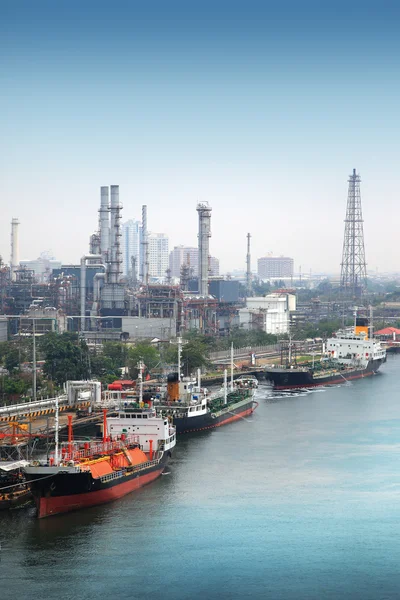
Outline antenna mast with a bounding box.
[340,168,367,298]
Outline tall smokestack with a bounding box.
[10,217,20,281]
[109,185,121,284]
[246,233,252,296]
[99,186,110,262]
[141,205,149,285]
[197,203,212,296]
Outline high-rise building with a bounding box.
[169,246,219,278]
[169,246,198,278]
[257,255,293,279]
[148,233,169,278]
[121,220,141,279]
[209,256,220,277]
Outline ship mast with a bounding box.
[138,360,144,404]
[177,336,182,381]
[223,369,228,405]
[54,396,59,466]
[369,305,374,339]
[230,342,234,390]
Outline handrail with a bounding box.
[99,458,161,481]
[54,436,140,463]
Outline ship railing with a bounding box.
[54,436,141,463]
[211,396,252,417]
[99,457,162,482]
[131,458,160,472]
[100,470,124,483]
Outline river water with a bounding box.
[2,356,400,600]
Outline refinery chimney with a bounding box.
[109,185,121,284]
[246,233,252,296]
[10,217,20,281]
[99,186,110,262]
[141,205,149,285]
[197,203,212,296]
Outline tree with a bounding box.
[127,343,160,378]
[4,347,20,372]
[164,339,209,376]
[252,279,272,296]
[40,332,90,387]
[90,354,122,385]
[1,376,29,399]
[102,342,128,367]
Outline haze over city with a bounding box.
[1,0,399,273]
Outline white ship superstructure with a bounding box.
[326,329,386,366]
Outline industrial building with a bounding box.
[209,279,240,304]
[257,255,294,279]
[0,189,242,340]
[239,292,296,334]
[19,257,62,283]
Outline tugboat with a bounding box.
[154,370,258,434]
[24,401,176,518]
[265,315,386,390]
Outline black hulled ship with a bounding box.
[24,407,176,518]
[154,373,258,434]
[265,317,386,390]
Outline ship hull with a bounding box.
[0,488,32,511]
[172,398,257,434]
[265,358,385,390]
[25,452,170,518]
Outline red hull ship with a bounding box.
[24,408,176,518]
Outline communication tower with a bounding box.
[340,169,367,298]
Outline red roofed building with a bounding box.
[374,327,400,340]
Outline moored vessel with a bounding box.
[154,372,258,434]
[265,316,386,390]
[24,405,176,518]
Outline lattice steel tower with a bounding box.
[340,168,367,297]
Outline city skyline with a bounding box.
[1,1,400,273]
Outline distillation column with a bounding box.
[197,203,212,296]
[99,186,110,263]
[246,233,252,296]
[10,218,20,282]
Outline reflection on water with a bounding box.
[2,357,400,600]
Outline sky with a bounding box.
[1,0,399,275]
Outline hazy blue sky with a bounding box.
[1,0,399,274]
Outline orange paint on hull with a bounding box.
[37,467,164,518]
[214,406,255,427]
[181,403,257,433]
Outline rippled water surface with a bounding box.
[2,357,400,599]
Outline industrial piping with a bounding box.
[80,254,104,332]
[93,272,106,303]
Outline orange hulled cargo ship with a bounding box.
[24,407,176,518]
